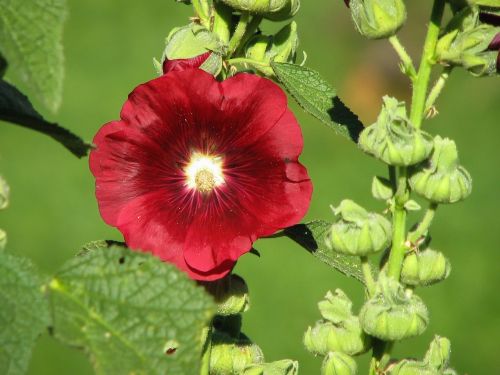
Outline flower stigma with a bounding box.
[184,152,225,194]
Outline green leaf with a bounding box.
[271,62,364,142]
[0,251,50,375]
[283,221,365,283]
[0,0,67,112]
[47,243,215,375]
[0,80,91,158]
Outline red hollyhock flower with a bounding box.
[90,69,312,281]
[162,52,211,74]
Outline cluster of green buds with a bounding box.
[201,274,297,374]
[304,290,370,375]
[0,175,9,250]
[388,336,457,374]
[436,4,500,76]
[344,0,407,39]
[164,0,301,79]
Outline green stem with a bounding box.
[361,256,376,296]
[424,66,453,117]
[234,15,263,56]
[228,13,250,55]
[388,35,417,79]
[192,0,211,27]
[408,202,438,244]
[387,168,408,280]
[200,326,212,375]
[212,1,233,44]
[410,0,446,128]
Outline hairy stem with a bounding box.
[361,256,376,296]
[228,13,250,55]
[408,202,438,244]
[410,0,446,128]
[227,57,270,67]
[212,1,233,44]
[425,67,453,117]
[387,168,408,280]
[193,0,211,27]
[235,15,263,56]
[389,35,417,79]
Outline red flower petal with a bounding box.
[90,69,313,280]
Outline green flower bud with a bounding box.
[321,352,357,375]
[318,290,355,324]
[371,176,394,201]
[409,136,472,204]
[245,22,299,76]
[304,318,369,356]
[424,336,452,370]
[348,0,407,39]
[220,0,293,15]
[0,175,9,210]
[359,274,429,341]
[359,96,433,166]
[326,200,392,256]
[0,229,6,251]
[202,274,249,316]
[437,23,500,77]
[243,360,299,375]
[387,359,439,375]
[265,0,300,21]
[401,249,451,287]
[210,332,264,375]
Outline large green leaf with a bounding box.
[284,221,365,283]
[0,80,91,158]
[271,62,364,142]
[0,251,50,375]
[0,0,67,112]
[47,242,215,375]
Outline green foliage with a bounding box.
[0,251,50,375]
[283,221,365,283]
[271,62,364,143]
[0,80,91,157]
[0,0,67,112]
[47,243,215,375]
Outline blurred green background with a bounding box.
[1,0,499,374]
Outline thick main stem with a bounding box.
[228,13,250,55]
[410,0,446,128]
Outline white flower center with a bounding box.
[184,152,225,194]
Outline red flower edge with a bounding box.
[89,69,313,280]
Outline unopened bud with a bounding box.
[210,332,264,374]
[359,274,429,341]
[318,290,354,324]
[359,96,434,166]
[348,0,407,39]
[401,249,450,287]
[202,274,249,316]
[221,0,295,16]
[243,360,299,375]
[245,22,299,76]
[321,352,357,375]
[409,136,472,204]
[424,336,452,370]
[326,200,392,256]
[387,359,436,375]
[304,318,369,356]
